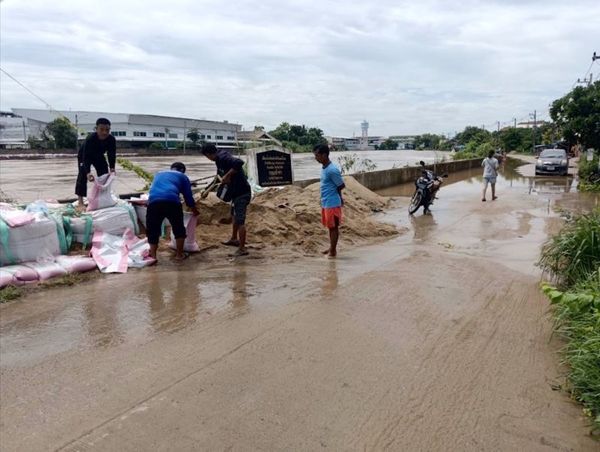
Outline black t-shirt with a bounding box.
[215,149,251,199]
[78,133,116,173]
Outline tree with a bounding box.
[44,117,77,149]
[187,128,200,145]
[414,133,444,150]
[379,138,398,150]
[269,122,326,151]
[550,80,600,151]
[455,126,491,146]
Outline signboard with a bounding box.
[245,146,294,187]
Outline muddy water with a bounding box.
[0,150,449,202]
[1,156,598,451]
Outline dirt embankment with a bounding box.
[189,176,401,255]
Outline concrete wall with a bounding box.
[295,158,483,191]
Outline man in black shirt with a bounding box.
[75,117,116,208]
[202,143,251,257]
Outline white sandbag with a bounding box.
[0,270,16,288]
[90,230,128,273]
[0,265,39,285]
[25,261,67,281]
[0,217,62,266]
[0,209,35,227]
[87,173,117,211]
[90,228,154,273]
[133,205,148,228]
[55,255,97,273]
[123,229,155,268]
[169,213,200,252]
[71,205,138,245]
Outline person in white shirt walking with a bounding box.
[481,150,499,202]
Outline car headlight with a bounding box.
[561,159,567,165]
[537,159,542,164]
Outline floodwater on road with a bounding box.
[1,156,598,451]
[0,150,450,202]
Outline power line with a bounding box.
[0,66,63,114]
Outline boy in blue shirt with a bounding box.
[313,144,345,258]
[146,162,199,262]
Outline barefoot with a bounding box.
[321,249,330,255]
[173,252,189,262]
[327,251,337,259]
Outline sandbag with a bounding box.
[0,217,62,266]
[71,205,138,245]
[0,209,35,227]
[91,228,154,273]
[0,265,39,286]
[87,173,117,211]
[55,255,97,273]
[169,213,200,252]
[0,270,15,288]
[25,261,67,281]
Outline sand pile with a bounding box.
[193,176,399,254]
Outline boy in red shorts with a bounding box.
[313,144,345,258]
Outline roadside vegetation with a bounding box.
[117,157,154,190]
[539,208,600,435]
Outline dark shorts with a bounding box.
[231,193,251,226]
[75,158,109,197]
[146,201,186,245]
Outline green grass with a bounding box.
[0,286,24,303]
[542,275,600,435]
[539,209,600,289]
[540,208,600,435]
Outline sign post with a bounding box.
[246,146,294,187]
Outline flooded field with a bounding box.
[0,150,450,202]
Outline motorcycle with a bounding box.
[408,161,448,215]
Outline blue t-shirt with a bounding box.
[148,170,195,207]
[320,162,344,208]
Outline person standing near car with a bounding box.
[481,150,499,202]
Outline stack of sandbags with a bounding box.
[0,255,97,288]
[69,203,138,245]
[0,205,66,266]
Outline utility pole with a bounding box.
[183,120,186,155]
[530,110,537,154]
[75,113,78,152]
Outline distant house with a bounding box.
[388,135,417,150]
[516,120,548,129]
[237,127,282,147]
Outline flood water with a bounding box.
[0,150,449,202]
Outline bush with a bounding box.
[540,210,600,434]
[578,155,600,192]
[542,276,600,434]
[539,209,600,288]
[149,142,164,151]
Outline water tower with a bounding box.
[360,120,369,150]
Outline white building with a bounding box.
[0,112,30,148]
[9,108,242,149]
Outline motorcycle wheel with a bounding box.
[408,191,422,215]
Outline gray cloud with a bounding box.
[1,0,598,136]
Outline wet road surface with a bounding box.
[1,157,598,451]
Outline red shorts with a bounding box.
[321,207,343,228]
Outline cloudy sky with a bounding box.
[1,0,598,136]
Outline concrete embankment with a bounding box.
[295,157,483,191]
